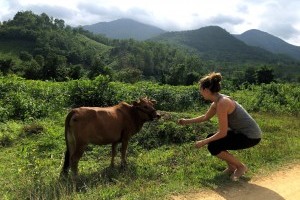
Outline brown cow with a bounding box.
[60,97,160,177]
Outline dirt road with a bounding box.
[171,164,300,200]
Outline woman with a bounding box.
[178,72,261,181]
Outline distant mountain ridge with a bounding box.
[82,18,166,41]
[83,18,300,61]
[150,26,280,62]
[234,29,300,61]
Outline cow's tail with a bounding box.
[60,110,76,177]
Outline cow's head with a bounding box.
[132,97,160,121]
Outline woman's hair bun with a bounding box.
[210,72,222,83]
[199,72,222,93]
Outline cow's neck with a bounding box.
[131,107,147,132]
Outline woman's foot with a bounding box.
[230,165,248,181]
[222,167,236,175]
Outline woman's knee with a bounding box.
[207,143,221,156]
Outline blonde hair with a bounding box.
[199,72,222,93]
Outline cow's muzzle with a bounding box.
[151,111,161,121]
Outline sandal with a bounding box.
[222,168,236,175]
[230,166,248,181]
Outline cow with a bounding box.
[60,97,160,178]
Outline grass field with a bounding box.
[0,111,299,200]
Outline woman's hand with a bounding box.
[195,140,207,148]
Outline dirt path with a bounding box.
[171,164,300,200]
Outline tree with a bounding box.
[244,67,256,84]
[185,72,199,85]
[54,19,65,29]
[256,66,274,84]
[34,55,45,67]
[23,60,42,79]
[19,51,33,61]
[114,68,142,83]
[0,59,14,75]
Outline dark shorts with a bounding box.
[206,130,261,156]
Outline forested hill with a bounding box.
[0,11,114,81]
[1,11,300,84]
[234,29,300,61]
[0,11,208,85]
[150,26,294,63]
[82,18,166,41]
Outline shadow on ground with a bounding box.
[199,173,285,200]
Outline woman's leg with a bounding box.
[207,132,259,179]
[222,151,237,175]
[216,150,248,180]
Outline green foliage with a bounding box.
[1,11,300,84]
[255,66,274,84]
[107,81,204,112]
[231,82,300,115]
[0,133,13,147]
[67,75,112,107]
[0,76,68,121]
[133,112,216,149]
[1,76,299,123]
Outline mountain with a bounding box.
[82,18,166,41]
[234,29,300,61]
[150,26,283,63]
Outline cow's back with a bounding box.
[69,103,134,145]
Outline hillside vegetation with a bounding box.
[1,11,300,84]
[234,29,300,61]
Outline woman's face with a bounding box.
[199,87,209,100]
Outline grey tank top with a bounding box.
[228,101,262,139]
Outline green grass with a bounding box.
[0,112,299,200]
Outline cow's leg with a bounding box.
[110,142,118,167]
[120,139,129,168]
[60,149,70,178]
[70,145,85,179]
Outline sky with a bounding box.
[0,0,300,46]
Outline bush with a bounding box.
[132,111,216,149]
[20,123,44,137]
[0,134,13,147]
[0,76,68,121]
[67,75,111,107]
[231,83,300,115]
[108,81,205,112]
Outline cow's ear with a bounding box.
[132,101,139,106]
[139,97,146,102]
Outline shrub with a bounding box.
[67,75,111,107]
[0,134,13,147]
[20,123,44,137]
[231,83,300,115]
[132,111,216,149]
[0,76,68,121]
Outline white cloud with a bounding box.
[0,0,299,46]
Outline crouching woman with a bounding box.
[178,72,261,181]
